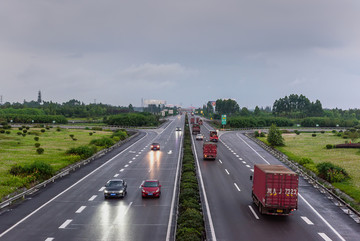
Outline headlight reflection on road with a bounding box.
[148,150,162,174]
[99,201,131,240]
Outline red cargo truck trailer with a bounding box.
[203,142,217,160]
[209,130,218,142]
[252,164,298,215]
[192,124,201,134]
[190,117,195,124]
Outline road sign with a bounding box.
[221,115,226,125]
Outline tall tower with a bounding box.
[37,90,42,104]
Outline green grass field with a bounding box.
[260,132,360,204]
[0,127,113,200]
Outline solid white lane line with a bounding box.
[236,133,270,165]
[219,159,222,164]
[246,165,251,168]
[88,195,97,201]
[124,202,133,216]
[318,233,332,241]
[0,132,149,238]
[120,169,124,172]
[234,183,241,192]
[299,194,345,241]
[98,187,105,191]
[125,164,129,167]
[248,206,259,220]
[301,216,314,225]
[189,127,217,241]
[114,174,119,177]
[166,120,184,241]
[225,169,230,175]
[59,219,72,229]
[45,238,54,241]
[75,206,87,214]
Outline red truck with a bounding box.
[203,142,217,160]
[190,117,195,124]
[209,130,218,142]
[198,119,203,125]
[192,124,201,134]
[252,164,298,215]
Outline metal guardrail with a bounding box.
[0,132,140,209]
[245,133,360,224]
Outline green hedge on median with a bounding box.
[176,115,205,241]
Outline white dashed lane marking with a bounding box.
[301,216,314,225]
[59,219,72,229]
[114,174,119,177]
[318,233,332,241]
[219,160,222,164]
[75,206,87,214]
[225,169,230,175]
[234,183,241,192]
[99,187,105,191]
[120,169,124,172]
[88,195,97,201]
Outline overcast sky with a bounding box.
[0,0,359,109]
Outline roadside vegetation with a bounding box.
[258,130,360,208]
[0,126,128,201]
[176,115,205,241]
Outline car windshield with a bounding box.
[107,181,123,187]
[152,143,159,146]
[143,181,158,187]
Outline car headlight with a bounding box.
[154,188,159,193]
[119,190,124,193]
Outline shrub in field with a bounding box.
[316,162,349,183]
[92,127,103,131]
[35,143,41,148]
[312,134,316,137]
[90,137,115,148]
[22,133,26,137]
[298,157,314,166]
[69,134,74,139]
[41,129,45,133]
[0,129,5,133]
[23,129,27,134]
[321,131,325,133]
[5,130,10,134]
[36,148,44,154]
[89,132,93,136]
[326,144,333,149]
[111,130,128,141]
[17,132,22,135]
[18,127,23,130]
[66,145,97,159]
[9,161,54,181]
[332,130,337,133]
[34,136,39,141]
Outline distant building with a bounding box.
[143,99,166,108]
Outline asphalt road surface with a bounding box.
[192,120,359,241]
[0,115,185,241]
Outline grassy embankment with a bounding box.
[0,127,114,200]
[260,132,360,204]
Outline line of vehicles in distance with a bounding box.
[190,115,299,216]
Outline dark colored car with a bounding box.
[104,179,127,199]
[151,143,160,150]
[141,180,161,198]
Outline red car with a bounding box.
[150,143,160,150]
[141,180,161,198]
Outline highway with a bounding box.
[192,119,360,241]
[0,115,185,241]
